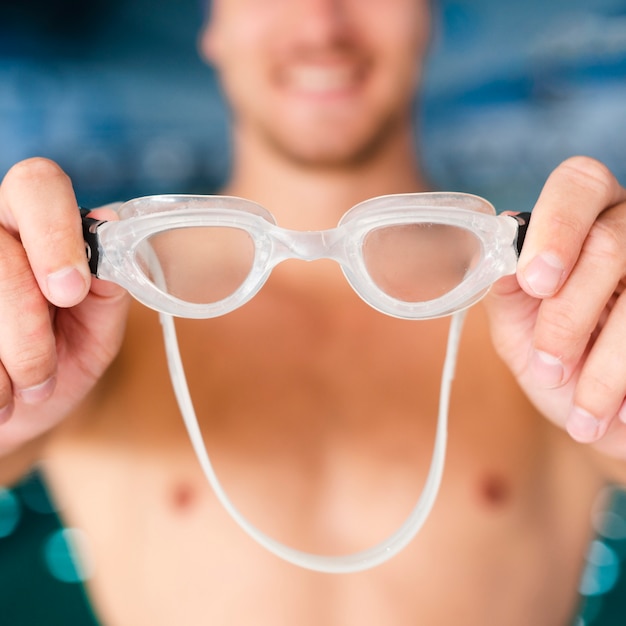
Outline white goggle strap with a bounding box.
[160,309,466,573]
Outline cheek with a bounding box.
[364,0,431,52]
[387,15,430,60]
[202,1,275,71]
[205,26,269,102]
[369,40,428,106]
[358,2,430,78]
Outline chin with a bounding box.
[286,144,367,167]
[278,145,372,170]
[268,120,399,169]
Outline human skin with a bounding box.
[1,0,626,624]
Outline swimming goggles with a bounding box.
[81,192,530,573]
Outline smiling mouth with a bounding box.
[282,63,366,96]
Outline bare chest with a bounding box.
[43,411,597,626]
[42,304,601,625]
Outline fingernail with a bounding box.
[530,350,564,388]
[523,253,565,297]
[566,407,601,443]
[17,377,56,405]
[47,267,88,307]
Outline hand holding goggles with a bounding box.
[81,192,530,573]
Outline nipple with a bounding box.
[170,482,196,511]
[479,473,510,507]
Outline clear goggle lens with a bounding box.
[362,223,482,303]
[135,226,256,305]
[133,222,483,307]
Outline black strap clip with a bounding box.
[79,208,104,275]
[511,211,532,255]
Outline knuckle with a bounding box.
[9,335,55,389]
[3,157,69,191]
[556,156,614,202]
[581,370,616,402]
[540,209,582,242]
[576,372,621,421]
[584,220,624,267]
[0,285,56,388]
[0,249,38,301]
[47,213,82,247]
[537,300,587,351]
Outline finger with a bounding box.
[0,226,57,407]
[565,285,626,443]
[517,156,626,298]
[0,158,91,308]
[528,202,626,389]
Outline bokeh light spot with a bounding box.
[579,540,620,597]
[44,528,94,584]
[0,488,21,538]
[594,509,626,541]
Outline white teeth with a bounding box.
[287,66,356,93]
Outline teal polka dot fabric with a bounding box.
[3,470,626,624]
[574,487,626,625]
[0,471,99,625]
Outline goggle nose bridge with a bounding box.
[270,226,348,263]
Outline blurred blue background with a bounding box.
[1,0,625,212]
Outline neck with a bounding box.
[221,124,431,230]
